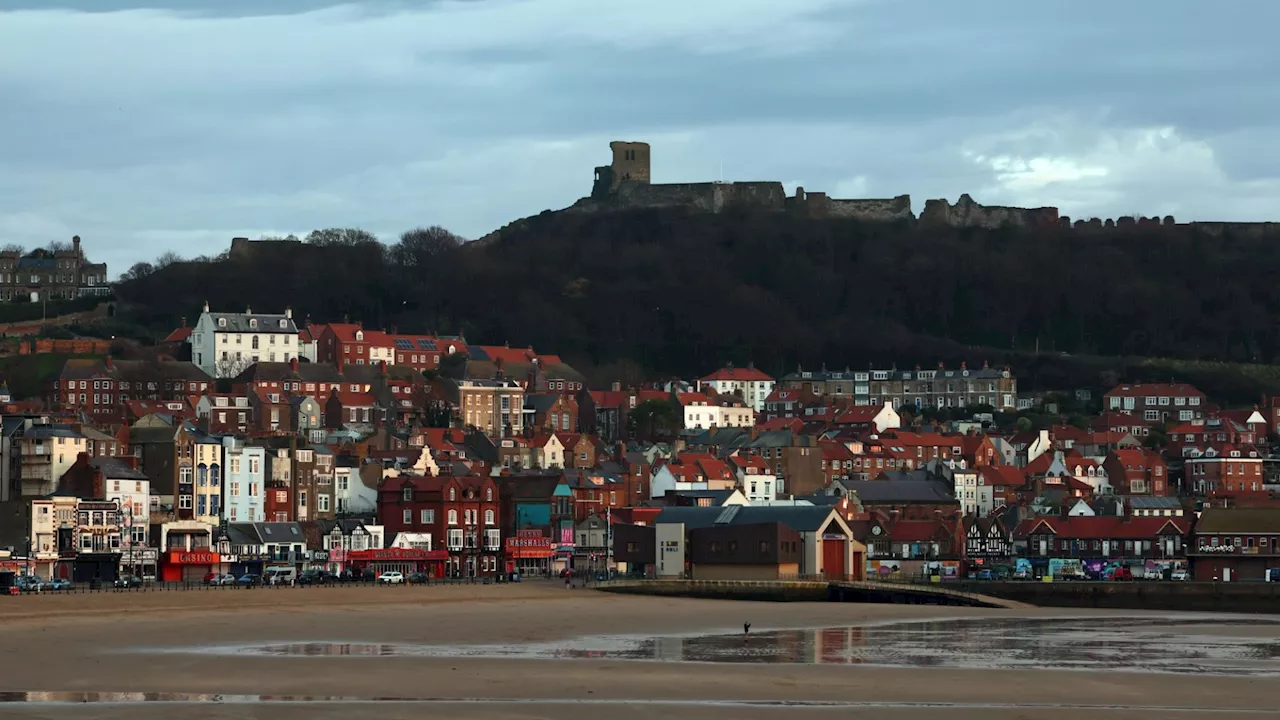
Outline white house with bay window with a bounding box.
[189,302,300,377]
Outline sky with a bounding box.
[1,0,1277,275]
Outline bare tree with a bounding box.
[306,228,380,246]
[213,355,255,379]
[391,226,462,268]
[46,240,71,253]
[1,244,25,254]
[119,262,155,282]
[153,251,182,269]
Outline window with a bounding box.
[448,509,458,525]
[421,509,435,524]
[450,488,456,501]
[484,509,495,525]
[403,509,412,524]
[448,529,464,549]
[403,487,413,501]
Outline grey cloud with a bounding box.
[0,0,1277,274]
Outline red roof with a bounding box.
[978,465,1027,488]
[676,392,712,406]
[887,519,952,542]
[1013,516,1189,540]
[163,327,192,344]
[701,366,773,383]
[333,391,376,407]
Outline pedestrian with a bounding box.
[743,622,751,643]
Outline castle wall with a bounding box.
[825,195,914,221]
[612,181,787,213]
[920,194,1058,229]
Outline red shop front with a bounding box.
[506,531,554,576]
[161,550,221,582]
[348,548,447,577]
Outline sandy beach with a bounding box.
[0,582,1276,719]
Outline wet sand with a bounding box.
[0,582,1277,719]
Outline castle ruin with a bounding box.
[475,141,1280,244]
[574,141,1052,228]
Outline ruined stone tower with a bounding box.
[593,141,650,197]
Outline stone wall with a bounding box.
[920,194,1059,229]
[602,181,789,214]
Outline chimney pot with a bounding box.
[285,306,292,319]
[290,356,299,373]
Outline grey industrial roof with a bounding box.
[839,480,957,505]
[654,505,838,533]
[89,458,150,481]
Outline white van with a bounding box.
[264,566,297,586]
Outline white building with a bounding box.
[952,468,994,517]
[698,365,775,412]
[727,453,778,503]
[677,392,755,431]
[190,302,300,378]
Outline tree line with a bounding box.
[111,209,1280,402]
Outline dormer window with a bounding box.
[279,319,287,328]
[355,330,363,341]
[402,487,412,501]
[218,318,227,328]
[249,319,258,329]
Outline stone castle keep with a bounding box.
[566,141,1280,236]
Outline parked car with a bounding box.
[47,579,73,591]
[975,569,994,581]
[236,573,262,587]
[407,572,429,584]
[377,571,405,585]
[113,576,144,589]
[207,573,237,586]
[1170,569,1189,581]
[1109,567,1133,581]
[298,570,329,586]
[16,575,45,592]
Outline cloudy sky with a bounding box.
[1,0,1276,274]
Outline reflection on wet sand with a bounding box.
[203,616,1280,676]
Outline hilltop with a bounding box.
[106,193,1280,405]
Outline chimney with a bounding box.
[380,360,388,376]
[105,354,113,371]
[356,320,363,330]
[390,325,398,335]
[246,304,252,314]
[960,361,967,370]
[285,306,292,319]
[889,509,901,524]
[72,235,81,260]
[611,381,621,392]
[180,316,187,328]
[203,300,210,313]
[290,356,299,373]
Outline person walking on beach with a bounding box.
[743,622,751,643]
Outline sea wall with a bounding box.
[959,580,1280,614]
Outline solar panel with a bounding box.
[416,339,437,351]
[395,339,414,350]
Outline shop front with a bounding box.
[505,531,554,577]
[119,547,159,580]
[161,549,221,582]
[348,548,446,577]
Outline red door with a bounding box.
[822,538,847,580]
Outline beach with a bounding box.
[0,582,1275,719]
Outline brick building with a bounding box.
[377,474,503,578]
